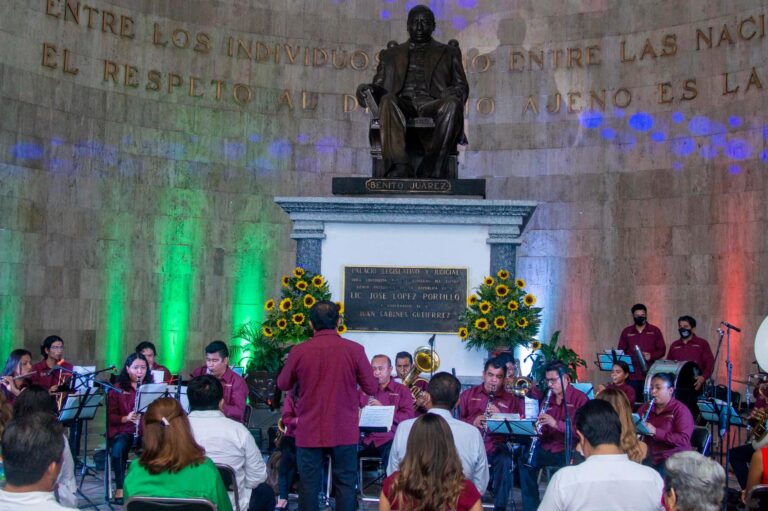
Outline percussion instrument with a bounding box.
[643,360,702,413]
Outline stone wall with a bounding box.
[0,0,765,383]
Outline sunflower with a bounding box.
[493,316,507,329]
[458,327,469,340]
[279,298,292,312]
[335,301,345,314]
[303,294,316,308]
[262,326,274,337]
[296,280,308,291]
[293,267,305,278]
[531,340,542,351]
[483,276,495,286]
[515,278,526,289]
[292,313,305,325]
[276,318,288,330]
[264,299,275,311]
[523,294,536,306]
[495,284,510,298]
[281,276,290,287]
[311,275,325,288]
[475,318,490,331]
[517,317,529,328]
[467,294,478,306]
[479,301,492,314]
[497,269,510,280]
[336,324,347,334]
[508,301,519,311]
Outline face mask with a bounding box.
[633,316,647,326]
[679,328,691,338]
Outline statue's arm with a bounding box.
[447,46,470,102]
[356,51,389,106]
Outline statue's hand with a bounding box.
[356,83,372,106]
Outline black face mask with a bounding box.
[679,328,691,338]
[633,316,647,326]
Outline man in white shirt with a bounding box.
[0,413,70,510]
[539,399,663,511]
[388,372,489,493]
[187,375,272,511]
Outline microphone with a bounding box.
[47,359,68,375]
[720,321,741,332]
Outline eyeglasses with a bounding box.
[49,346,64,351]
[545,377,560,384]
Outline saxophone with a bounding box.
[527,390,553,466]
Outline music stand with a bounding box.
[595,353,634,372]
[698,398,745,466]
[487,417,536,436]
[631,413,653,436]
[572,382,595,399]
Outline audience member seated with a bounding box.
[595,387,648,463]
[1,348,34,405]
[379,413,481,511]
[123,397,232,511]
[0,413,71,510]
[662,451,724,511]
[388,372,488,494]
[13,385,77,507]
[538,399,662,510]
[744,445,768,504]
[107,352,150,503]
[135,341,172,383]
[358,354,415,471]
[191,341,248,423]
[596,361,636,406]
[187,375,273,511]
[276,392,298,510]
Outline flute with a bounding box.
[11,371,38,381]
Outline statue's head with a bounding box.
[407,5,436,43]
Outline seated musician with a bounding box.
[618,304,667,399]
[458,357,523,511]
[519,360,589,511]
[275,392,297,510]
[394,351,430,413]
[135,341,173,383]
[30,335,74,396]
[730,378,768,491]
[358,354,415,470]
[191,340,248,423]
[667,315,714,392]
[1,348,34,405]
[637,372,694,475]
[596,360,636,405]
[107,352,150,504]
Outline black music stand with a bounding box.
[487,417,536,436]
[698,398,745,466]
[59,387,103,510]
[594,352,635,372]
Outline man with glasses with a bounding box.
[31,335,73,393]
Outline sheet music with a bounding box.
[631,413,653,436]
[136,383,169,412]
[167,385,190,413]
[151,369,165,383]
[489,413,520,421]
[359,405,395,430]
[73,366,96,391]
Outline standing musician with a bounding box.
[618,304,667,400]
[107,352,150,504]
[459,357,523,511]
[666,315,714,391]
[358,354,415,471]
[637,372,694,475]
[1,348,34,405]
[519,360,589,511]
[191,340,248,423]
[135,341,173,384]
[596,360,636,406]
[30,335,74,399]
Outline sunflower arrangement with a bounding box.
[458,269,542,352]
[232,267,343,372]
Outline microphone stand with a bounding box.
[93,377,124,510]
[721,321,739,508]
[559,369,571,466]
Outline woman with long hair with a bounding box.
[108,352,150,503]
[379,413,481,511]
[0,348,34,404]
[596,361,636,405]
[123,397,232,510]
[596,387,648,463]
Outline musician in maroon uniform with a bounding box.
[190,340,248,423]
[459,357,523,511]
[107,352,149,503]
[667,316,714,391]
[618,304,666,399]
[596,360,636,405]
[519,360,589,511]
[394,351,429,412]
[135,341,173,384]
[1,348,34,405]
[30,335,74,394]
[637,372,694,475]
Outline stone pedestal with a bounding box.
[275,197,536,376]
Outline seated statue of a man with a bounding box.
[356,5,469,179]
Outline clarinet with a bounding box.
[527,390,553,466]
[132,375,143,448]
[482,393,495,438]
[642,400,655,423]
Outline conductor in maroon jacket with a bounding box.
[277,301,378,511]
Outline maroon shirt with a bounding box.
[281,393,297,438]
[191,366,248,423]
[30,358,74,390]
[638,398,694,465]
[108,385,143,438]
[618,323,666,381]
[539,385,590,454]
[667,335,715,379]
[277,329,378,448]
[605,382,637,405]
[383,473,480,511]
[358,379,415,447]
[458,384,524,454]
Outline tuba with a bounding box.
[506,359,534,397]
[403,346,440,406]
[749,379,768,449]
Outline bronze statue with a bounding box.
[356,5,469,179]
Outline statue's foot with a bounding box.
[386,163,414,178]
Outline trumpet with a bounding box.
[527,390,553,466]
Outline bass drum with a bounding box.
[643,360,702,412]
[755,316,768,373]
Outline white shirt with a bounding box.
[387,408,489,492]
[538,453,663,511]
[56,436,77,508]
[0,489,70,510]
[188,410,267,511]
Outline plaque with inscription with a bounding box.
[343,266,467,333]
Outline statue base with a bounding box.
[331,177,485,198]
